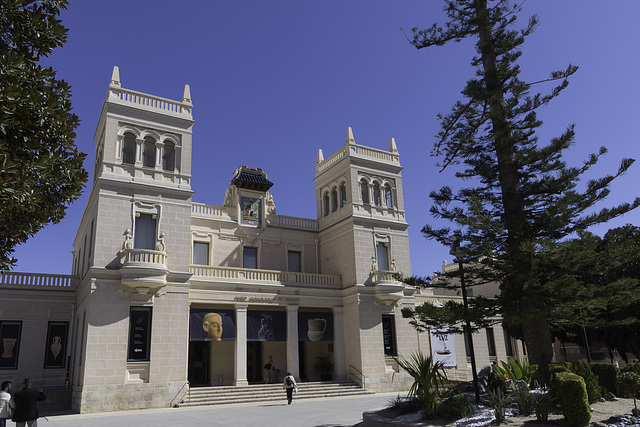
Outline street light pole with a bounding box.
[451,233,480,403]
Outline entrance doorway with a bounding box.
[247,341,263,383]
[188,341,209,386]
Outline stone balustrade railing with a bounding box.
[191,202,224,218]
[274,215,319,230]
[108,86,192,119]
[121,248,167,266]
[370,270,401,284]
[0,272,77,289]
[317,144,400,175]
[191,202,319,231]
[190,265,341,288]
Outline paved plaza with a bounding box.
[29,392,402,427]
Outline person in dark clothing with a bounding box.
[12,378,45,427]
[282,371,297,405]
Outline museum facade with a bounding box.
[0,67,525,413]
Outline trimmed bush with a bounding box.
[590,363,619,395]
[549,363,573,399]
[555,372,591,427]
[617,371,640,398]
[571,362,602,403]
[621,363,640,376]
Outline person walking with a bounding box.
[12,378,45,427]
[264,356,275,383]
[282,371,297,405]
[0,381,14,427]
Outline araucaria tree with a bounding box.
[403,0,639,379]
[0,0,88,271]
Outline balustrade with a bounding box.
[190,265,341,288]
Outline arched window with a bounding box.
[373,183,382,206]
[360,180,369,204]
[331,188,338,212]
[323,192,330,216]
[385,184,393,208]
[340,183,347,208]
[143,137,156,168]
[163,140,175,171]
[122,133,136,165]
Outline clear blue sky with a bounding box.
[12,1,640,278]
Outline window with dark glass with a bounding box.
[143,137,156,168]
[376,243,389,271]
[373,183,382,206]
[464,331,472,357]
[162,141,175,171]
[193,242,209,265]
[127,307,152,362]
[340,183,347,208]
[360,180,369,204]
[486,327,497,357]
[122,133,136,164]
[385,184,393,207]
[243,247,257,269]
[288,251,301,272]
[503,329,514,357]
[382,315,397,356]
[323,192,330,216]
[134,214,156,250]
[331,188,338,212]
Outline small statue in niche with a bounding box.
[265,192,276,214]
[155,232,166,251]
[371,255,377,272]
[391,257,397,272]
[123,229,133,249]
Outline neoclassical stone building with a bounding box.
[0,67,524,413]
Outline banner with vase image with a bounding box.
[190,309,236,341]
[44,322,69,369]
[430,327,456,367]
[298,312,333,342]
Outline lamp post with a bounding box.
[450,233,480,403]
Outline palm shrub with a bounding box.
[512,380,531,415]
[494,358,538,386]
[439,393,475,420]
[487,387,509,423]
[395,351,450,398]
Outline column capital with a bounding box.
[235,304,249,311]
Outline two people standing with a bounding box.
[282,371,297,405]
[1,378,46,427]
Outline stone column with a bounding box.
[234,304,248,386]
[286,305,299,379]
[332,307,346,380]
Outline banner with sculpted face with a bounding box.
[430,327,457,367]
[190,309,236,341]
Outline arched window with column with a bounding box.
[331,187,338,212]
[122,132,136,165]
[340,182,347,208]
[385,184,393,208]
[323,192,330,216]
[143,136,156,168]
[162,140,175,171]
[360,179,369,204]
[373,182,382,206]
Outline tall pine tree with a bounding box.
[404,0,639,379]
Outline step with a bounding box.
[177,381,373,407]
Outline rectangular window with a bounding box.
[463,331,472,358]
[134,214,156,250]
[128,307,152,362]
[243,247,257,269]
[503,329,514,357]
[288,251,301,272]
[486,327,497,357]
[193,242,209,265]
[381,315,397,356]
[376,243,389,271]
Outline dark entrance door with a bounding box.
[247,341,263,383]
[298,341,307,381]
[188,341,209,386]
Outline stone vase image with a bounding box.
[51,336,62,360]
[307,318,326,341]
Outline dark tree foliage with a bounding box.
[0,0,88,271]
[401,0,639,381]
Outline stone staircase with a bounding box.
[177,381,374,407]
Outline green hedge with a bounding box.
[621,363,640,376]
[590,363,618,395]
[571,362,602,403]
[554,372,591,427]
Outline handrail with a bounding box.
[170,380,190,407]
[190,265,342,288]
[349,365,366,389]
